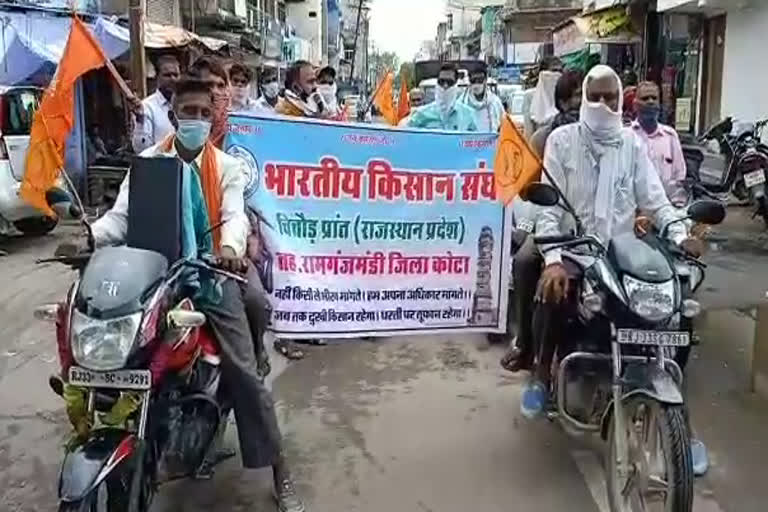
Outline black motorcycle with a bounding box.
[685,117,768,225]
[522,182,725,512]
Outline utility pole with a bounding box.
[349,0,364,85]
[129,0,147,98]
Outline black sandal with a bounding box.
[274,339,305,360]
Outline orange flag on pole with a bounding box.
[494,114,542,205]
[397,75,410,122]
[21,17,108,217]
[373,71,397,126]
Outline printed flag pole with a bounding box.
[21,15,135,217]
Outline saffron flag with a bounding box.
[397,74,410,122]
[21,17,108,217]
[494,114,542,205]
[373,71,397,126]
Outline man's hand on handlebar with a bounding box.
[217,246,248,274]
[536,263,569,304]
[680,237,705,258]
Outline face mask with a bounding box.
[436,85,458,113]
[637,103,661,132]
[470,83,485,97]
[581,100,622,138]
[317,83,337,107]
[262,81,279,99]
[176,119,211,150]
[231,85,249,106]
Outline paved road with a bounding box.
[1,217,767,511]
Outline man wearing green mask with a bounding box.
[85,76,307,512]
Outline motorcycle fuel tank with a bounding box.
[77,246,168,319]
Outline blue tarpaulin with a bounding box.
[0,13,128,86]
[0,13,227,86]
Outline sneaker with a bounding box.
[274,478,306,512]
[520,380,547,419]
[691,439,709,476]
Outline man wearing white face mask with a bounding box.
[316,66,344,121]
[254,67,281,114]
[407,63,477,131]
[520,65,703,421]
[229,63,259,112]
[523,57,562,139]
[460,67,505,132]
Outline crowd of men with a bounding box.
[74,52,705,509]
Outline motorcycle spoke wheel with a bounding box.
[606,398,693,512]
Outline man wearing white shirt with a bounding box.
[131,54,180,153]
[521,65,701,419]
[89,76,306,512]
[253,67,281,114]
[229,62,260,113]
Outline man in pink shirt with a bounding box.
[632,81,688,206]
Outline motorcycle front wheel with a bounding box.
[58,464,142,512]
[606,397,693,512]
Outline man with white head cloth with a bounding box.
[520,65,703,420]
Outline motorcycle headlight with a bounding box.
[70,310,142,370]
[622,276,675,322]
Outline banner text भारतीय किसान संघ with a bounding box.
[225,115,511,338]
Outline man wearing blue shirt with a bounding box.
[407,63,478,131]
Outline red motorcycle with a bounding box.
[36,246,245,512]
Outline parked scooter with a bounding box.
[684,117,768,225]
[522,182,725,512]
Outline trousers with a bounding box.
[200,279,282,469]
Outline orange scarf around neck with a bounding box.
[162,135,223,252]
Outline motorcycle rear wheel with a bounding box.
[606,398,693,512]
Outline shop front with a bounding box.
[649,0,728,135]
[552,5,644,75]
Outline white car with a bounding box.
[0,86,72,235]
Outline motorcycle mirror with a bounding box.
[520,182,559,207]
[687,200,726,225]
[167,309,207,329]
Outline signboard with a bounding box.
[675,97,693,132]
[554,6,642,56]
[225,115,511,338]
[554,20,586,57]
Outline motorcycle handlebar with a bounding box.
[183,259,248,284]
[37,254,92,269]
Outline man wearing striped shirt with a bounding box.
[520,65,702,420]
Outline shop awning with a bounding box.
[553,6,642,57]
[92,17,228,54]
[0,12,228,86]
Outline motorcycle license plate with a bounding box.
[616,329,690,347]
[743,169,766,188]
[68,366,151,390]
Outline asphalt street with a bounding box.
[1,212,768,511]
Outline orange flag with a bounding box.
[21,17,108,217]
[494,114,542,205]
[373,71,397,126]
[397,75,410,122]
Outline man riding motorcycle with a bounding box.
[520,65,702,420]
[58,76,306,512]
